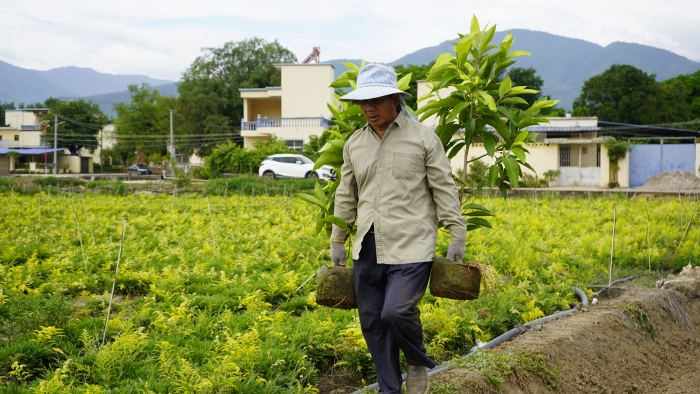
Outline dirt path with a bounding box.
[432,267,700,393]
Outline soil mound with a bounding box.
[636,171,700,191]
[433,275,700,393]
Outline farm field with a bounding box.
[0,186,698,393]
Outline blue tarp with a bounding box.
[0,148,66,155]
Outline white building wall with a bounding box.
[279,64,335,119]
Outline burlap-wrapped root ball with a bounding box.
[316,266,357,309]
[429,256,481,300]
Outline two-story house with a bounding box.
[238,63,335,151]
[0,108,93,174]
[416,81,619,187]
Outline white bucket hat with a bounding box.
[339,64,412,102]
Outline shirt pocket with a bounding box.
[392,152,422,180]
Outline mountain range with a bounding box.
[326,29,700,110]
[2,29,699,117]
[0,60,175,116]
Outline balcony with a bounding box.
[241,117,331,131]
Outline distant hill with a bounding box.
[0,59,76,104]
[36,66,173,97]
[325,29,700,110]
[0,60,175,108]
[66,83,179,119]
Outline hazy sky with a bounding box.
[2,0,698,81]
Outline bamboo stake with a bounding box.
[169,186,177,232]
[679,190,683,230]
[70,197,89,272]
[207,197,217,249]
[646,197,651,272]
[609,204,617,286]
[677,203,698,253]
[103,215,128,346]
[80,196,96,245]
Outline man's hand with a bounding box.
[330,241,347,267]
[446,239,465,262]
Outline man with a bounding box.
[330,64,467,394]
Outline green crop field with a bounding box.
[0,186,698,393]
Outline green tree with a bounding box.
[202,136,293,178]
[42,98,109,155]
[303,132,331,162]
[0,102,15,127]
[113,84,177,170]
[506,67,542,108]
[663,70,700,121]
[657,79,691,124]
[572,64,674,124]
[176,38,297,157]
[393,63,433,110]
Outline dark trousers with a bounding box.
[354,230,436,394]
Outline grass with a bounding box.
[0,185,697,391]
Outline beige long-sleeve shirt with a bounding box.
[331,111,466,265]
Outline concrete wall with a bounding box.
[247,98,282,121]
[600,144,611,186]
[559,167,600,187]
[0,129,20,147]
[696,142,700,177]
[57,155,92,174]
[618,152,630,188]
[279,64,335,119]
[0,129,43,148]
[4,110,43,127]
[243,136,271,149]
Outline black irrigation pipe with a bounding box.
[352,287,589,394]
[594,275,637,296]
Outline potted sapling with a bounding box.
[543,169,560,187]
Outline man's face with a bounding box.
[356,94,399,132]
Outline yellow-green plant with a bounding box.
[416,15,558,200]
[299,16,557,236]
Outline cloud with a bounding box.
[0,0,697,81]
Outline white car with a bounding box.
[258,154,335,180]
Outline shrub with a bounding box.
[203,136,295,178]
[543,170,560,182]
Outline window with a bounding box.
[0,135,2,140]
[14,135,19,141]
[285,139,304,152]
[559,146,571,167]
[582,146,588,154]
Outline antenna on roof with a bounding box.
[302,47,320,64]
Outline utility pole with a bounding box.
[99,131,103,173]
[169,110,174,177]
[53,114,58,175]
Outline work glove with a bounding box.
[446,239,466,262]
[330,241,347,267]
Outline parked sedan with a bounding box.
[128,163,152,175]
[258,154,335,180]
